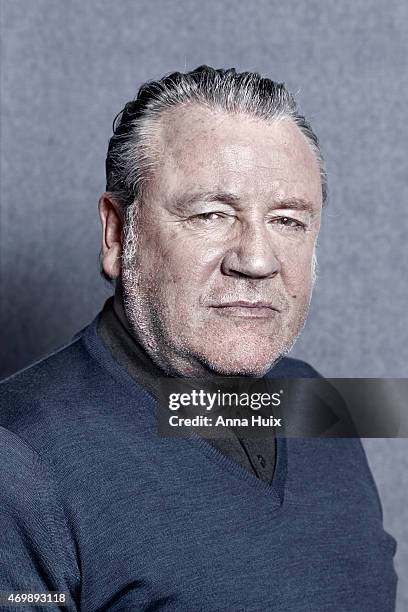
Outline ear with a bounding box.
[98,193,124,280]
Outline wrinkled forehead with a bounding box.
[148,105,323,207]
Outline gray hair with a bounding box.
[102,65,327,280]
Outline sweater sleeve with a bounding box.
[0,427,80,611]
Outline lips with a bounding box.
[214,301,278,309]
[211,301,280,318]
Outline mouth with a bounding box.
[211,301,280,319]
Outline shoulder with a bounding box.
[0,322,110,448]
[0,330,99,410]
[0,318,153,461]
[266,356,322,378]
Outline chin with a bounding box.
[195,346,284,378]
[185,324,296,377]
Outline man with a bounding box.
[0,66,397,610]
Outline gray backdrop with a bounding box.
[1,0,407,607]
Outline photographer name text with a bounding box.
[168,415,282,428]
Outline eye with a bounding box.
[194,212,224,221]
[270,216,306,231]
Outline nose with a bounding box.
[220,220,281,279]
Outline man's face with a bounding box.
[121,105,322,376]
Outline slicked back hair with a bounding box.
[102,66,327,281]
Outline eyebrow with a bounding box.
[172,191,239,212]
[172,191,315,212]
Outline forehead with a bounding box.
[150,105,322,206]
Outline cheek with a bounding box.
[152,233,222,286]
[280,246,315,294]
[135,245,216,323]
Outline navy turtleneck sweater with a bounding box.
[97,297,279,482]
[0,311,398,610]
